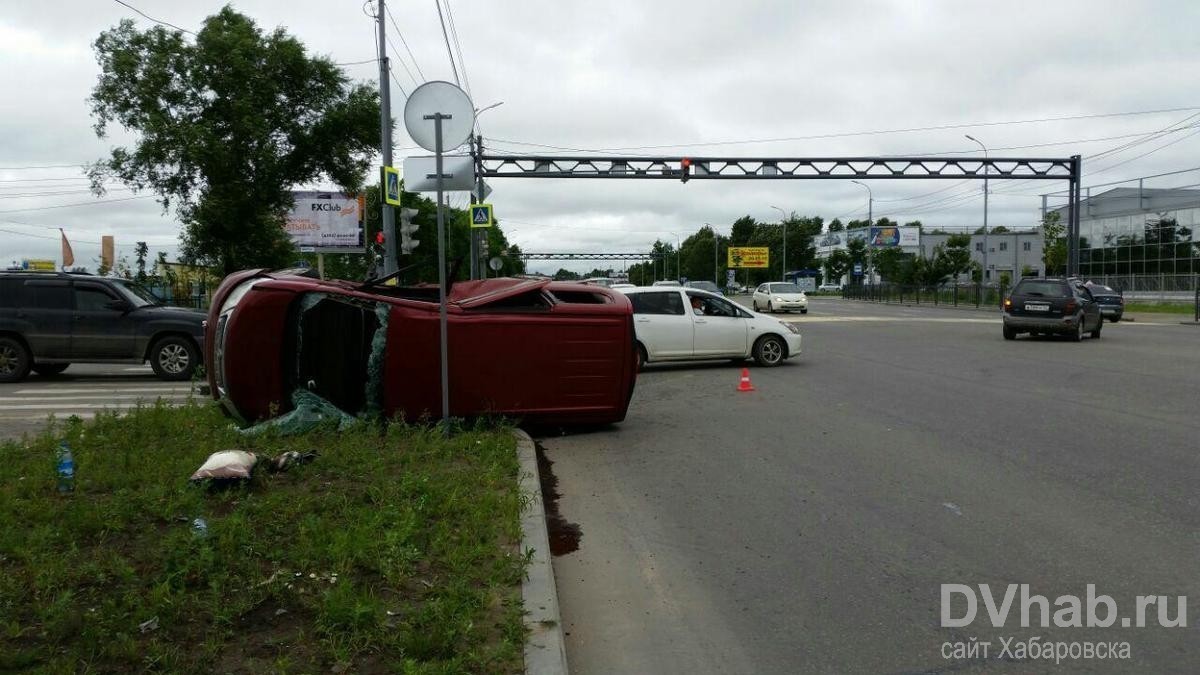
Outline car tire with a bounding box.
[767,301,774,313]
[0,336,32,384]
[801,309,808,314]
[1003,325,1016,340]
[1109,316,1120,323]
[32,363,70,376]
[1091,320,1102,340]
[753,335,786,367]
[1072,317,1084,342]
[635,343,648,372]
[149,336,198,381]
[752,300,759,311]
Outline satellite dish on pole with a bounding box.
[488,256,503,272]
[403,81,475,153]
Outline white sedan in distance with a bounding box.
[752,282,809,313]
[618,287,801,368]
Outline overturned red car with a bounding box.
[205,269,638,426]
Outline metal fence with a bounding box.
[1081,274,1197,301]
[843,283,1009,310]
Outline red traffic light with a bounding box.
[681,157,692,168]
[680,157,692,183]
[375,231,385,245]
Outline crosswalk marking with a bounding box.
[0,402,193,411]
[12,387,193,395]
[2,394,195,403]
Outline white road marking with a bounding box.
[779,316,997,324]
[0,402,194,411]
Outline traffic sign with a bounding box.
[382,166,401,206]
[853,263,863,276]
[472,180,492,202]
[470,203,494,228]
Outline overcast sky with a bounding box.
[3,0,1199,274]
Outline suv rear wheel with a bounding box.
[1003,325,1016,340]
[0,336,32,383]
[32,363,69,376]
[1072,317,1085,342]
[1090,320,1102,339]
[149,336,198,381]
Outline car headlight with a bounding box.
[785,322,801,334]
[775,296,784,302]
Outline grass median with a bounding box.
[1123,301,1195,315]
[0,401,526,674]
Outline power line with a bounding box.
[490,105,1200,154]
[111,0,197,36]
[0,164,86,171]
[443,0,472,98]
[386,36,420,87]
[433,0,461,86]
[383,4,426,81]
[388,66,409,100]
[0,195,155,215]
[334,58,377,66]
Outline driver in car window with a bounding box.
[690,296,705,315]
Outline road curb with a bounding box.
[514,428,569,675]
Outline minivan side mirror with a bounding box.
[105,299,132,312]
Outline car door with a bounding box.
[629,290,693,359]
[71,282,139,358]
[753,284,768,308]
[688,292,749,357]
[1077,286,1101,330]
[18,279,72,359]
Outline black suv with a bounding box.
[0,272,205,383]
[1002,277,1102,341]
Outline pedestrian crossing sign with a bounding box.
[470,203,493,228]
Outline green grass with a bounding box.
[0,402,526,674]
[1123,301,1196,315]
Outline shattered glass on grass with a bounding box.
[239,389,359,436]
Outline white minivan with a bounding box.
[618,287,802,368]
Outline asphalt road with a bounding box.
[0,363,200,441]
[538,297,1200,674]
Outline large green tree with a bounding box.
[1041,211,1067,274]
[88,7,380,275]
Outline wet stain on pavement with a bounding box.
[535,441,582,556]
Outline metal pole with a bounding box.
[468,135,478,280]
[377,0,397,276]
[428,113,451,434]
[966,136,988,285]
[770,205,786,281]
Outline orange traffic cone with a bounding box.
[736,368,755,392]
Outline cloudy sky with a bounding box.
[2,0,1199,274]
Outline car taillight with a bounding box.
[1003,298,1012,312]
[1065,300,1077,314]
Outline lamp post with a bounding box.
[966,134,989,283]
[706,222,719,284]
[770,205,787,281]
[851,181,873,284]
[671,232,682,280]
[468,102,503,279]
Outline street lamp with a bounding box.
[965,134,989,283]
[770,205,787,281]
[706,222,719,284]
[671,232,682,280]
[468,102,503,279]
[851,181,873,283]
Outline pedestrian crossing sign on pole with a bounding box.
[470,203,493,228]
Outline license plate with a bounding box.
[1024,303,1050,312]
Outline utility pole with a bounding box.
[468,134,479,279]
[966,135,989,283]
[852,181,873,284]
[376,0,397,276]
[770,205,787,282]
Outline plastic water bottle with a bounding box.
[56,441,75,493]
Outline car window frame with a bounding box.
[72,282,121,312]
[21,279,72,310]
[629,290,685,316]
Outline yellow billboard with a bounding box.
[727,247,769,269]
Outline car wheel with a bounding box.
[1072,317,1084,342]
[767,301,774,313]
[752,300,759,311]
[150,336,198,381]
[1003,325,1016,340]
[1091,320,1102,340]
[801,309,808,314]
[635,343,648,372]
[0,336,32,384]
[753,335,785,367]
[32,363,69,376]
[1109,316,1120,323]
